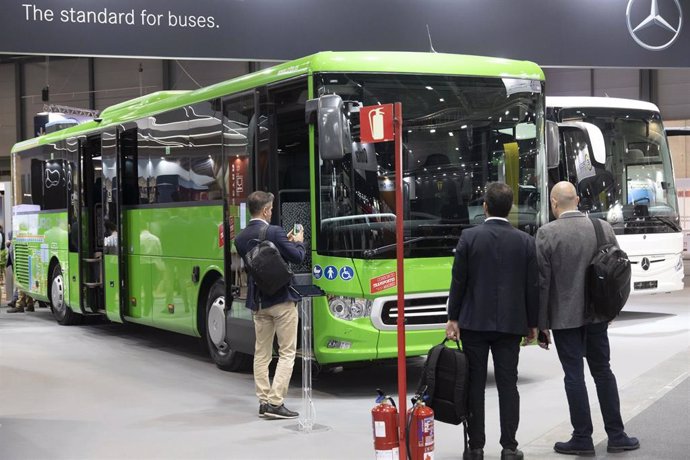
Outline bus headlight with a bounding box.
[327,296,372,320]
[676,255,684,272]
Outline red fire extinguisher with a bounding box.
[407,393,434,460]
[372,389,399,459]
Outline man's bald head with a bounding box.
[550,181,579,218]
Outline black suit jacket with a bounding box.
[447,219,538,336]
[234,219,306,311]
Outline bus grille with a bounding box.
[13,244,30,286]
[371,293,448,331]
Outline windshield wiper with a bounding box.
[363,235,459,259]
[647,215,682,232]
[625,215,681,232]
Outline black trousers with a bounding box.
[462,330,522,450]
[552,321,625,442]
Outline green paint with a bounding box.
[11,51,545,365]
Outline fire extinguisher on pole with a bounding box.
[372,389,400,460]
[407,388,434,460]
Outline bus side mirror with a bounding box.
[305,94,351,161]
[545,120,560,169]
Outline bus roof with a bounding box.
[546,96,660,113]
[12,51,544,154]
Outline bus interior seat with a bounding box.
[627,149,644,163]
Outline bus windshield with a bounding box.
[315,73,545,258]
[557,108,680,234]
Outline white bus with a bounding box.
[546,97,684,295]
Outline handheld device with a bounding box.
[293,223,303,235]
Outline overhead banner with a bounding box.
[0,0,688,67]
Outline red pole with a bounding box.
[394,102,407,459]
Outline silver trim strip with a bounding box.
[370,291,448,331]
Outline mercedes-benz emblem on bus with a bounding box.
[626,0,683,51]
[641,257,651,270]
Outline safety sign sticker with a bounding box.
[324,265,338,280]
[371,272,397,294]
[339,266,354,281]
[312,264,323,280]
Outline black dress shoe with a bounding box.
[607,435,639,453]
[501,448,524,460]
[554,438,595,456]
[259,402,268,418]
[264,403,298,419]
[463,448,484,460]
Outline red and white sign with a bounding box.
[218,222,225,248]
[371,271,398,294]
[360,104,394,143]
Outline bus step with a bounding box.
[84,282,102,288]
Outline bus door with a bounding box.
[258,80,311,280]
[99,126,137,322]
[76,134,106,315]
[222,91,257,354]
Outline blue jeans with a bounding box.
[553,322,625,442]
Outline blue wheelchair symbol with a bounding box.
[339,266,354,281]
[312,265,323,280]
[324,265,338,280]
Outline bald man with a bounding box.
[535,181,639,456]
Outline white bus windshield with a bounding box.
[555,107,680,234]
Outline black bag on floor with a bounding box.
[417,338,469,425]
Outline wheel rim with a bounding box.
[208,295,228,353]
[51,273,65,316]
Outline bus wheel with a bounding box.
[50,265,81,326]
[205,280,252,372]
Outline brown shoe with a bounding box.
[7,307,24,313]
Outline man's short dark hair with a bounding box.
[247,191,275,216]
[485,182,514,218]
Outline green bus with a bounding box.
[10,52,546,371]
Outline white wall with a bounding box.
[94,58,164,110]
[23,58,90,137]
[658,69,690,121]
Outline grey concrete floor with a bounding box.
[1,284,688,460]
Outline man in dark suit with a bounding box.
[536,181,639,456]
[234,191,305,420]
[447,182,538,460]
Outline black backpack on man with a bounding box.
[586,218,631,321]
[243,225,293,297]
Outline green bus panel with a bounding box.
[67,251,80,310]
[312,298,379,363]
[124,206,224,260]
[310,255,454,364]
[120,205,224,335]
[125,255,153,324]
[12,211,69,303]
[104,254,122,323]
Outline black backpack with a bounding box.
[417,338,469,426]
[587,218,631,321]
[244,225,293,297]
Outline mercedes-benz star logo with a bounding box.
[627,0,683,51]
[641,257,651,271]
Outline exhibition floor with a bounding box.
[1,285,688,459]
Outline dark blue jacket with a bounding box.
[447,219,539,336]
[234,220,306,311]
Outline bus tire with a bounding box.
[49,264,82,326]
[204,279,252,372]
